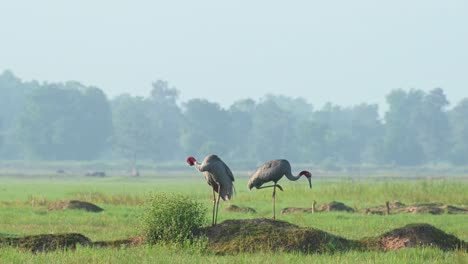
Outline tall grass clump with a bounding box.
[140,193,207,244]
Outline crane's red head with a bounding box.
[300,170,312,189]
[186,156,196,166]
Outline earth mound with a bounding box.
[93,236,145,248]
[363,202,468,215]
[224,205,256,213]
[0,233,144,252]
[48,200,104,212]
[0,233,91,253]
[319,201,355,213]
[198,218,357,254]
[367,223,467,251]
[280,207,311,214]
[2,222,465,254]
[281,201,354,214]
[362,201,406,215]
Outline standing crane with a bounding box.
[187,154,235,226]
[248,159,312,220]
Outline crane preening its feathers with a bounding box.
[248,159,312,220]
[186,154,235,226]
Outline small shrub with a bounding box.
[140,193,207,244]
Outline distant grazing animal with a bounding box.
[248,159,312,220]
[187,155,235,226]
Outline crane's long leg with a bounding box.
[215,184,221,225]
[211,189,216,226]
[273,184,277,220]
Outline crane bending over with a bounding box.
[248,159,312,220]
[187,154,235,226]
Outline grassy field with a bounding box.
[0,174,467,263]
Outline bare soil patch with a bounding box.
[47,200,104,212]
[224,205,256,213]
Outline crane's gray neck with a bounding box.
[194,162,204,172]
[285,170,302,181]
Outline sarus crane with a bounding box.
[187,154,235,226]
[248,159,312,220]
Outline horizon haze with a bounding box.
[1,1,467,109]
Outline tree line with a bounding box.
[1,70,468,166]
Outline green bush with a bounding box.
[140,193,207,244]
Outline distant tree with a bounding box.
[382,89,426,165]
[448,98,468,165]
[305,103,382,164]
[250,99,293,162]
[263,94,313,121]
[381,88,450,165]
[147,80,183,161]
[79,85,113,157]
[0,70,39,159]
[0,118,3,152]
[226,99,255,160]
[349,103,384,163]
[111,94,153,169]
[181,99,229,158]
[296,120,329,162]
[17,83,112,160]
[416,88,450,162]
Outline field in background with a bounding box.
[0,172,467,263]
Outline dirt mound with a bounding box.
[369,223,467,251]
[362,201,406,215]
[48,200,104,212]
[224,205,256,213]
[281,201,354,214]
[280,207,312,214]
[0,233,91,253]
[2,222,464,254]
[93,236,145,248]
[198,218,357,254]
[319,201,355,213]
[0,233,144,252]
[363,202,468,215]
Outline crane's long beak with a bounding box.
[307,177,312,189]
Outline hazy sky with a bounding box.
[1,1,467,110]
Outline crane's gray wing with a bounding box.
[223,162,235,182]
[248,160,286,189]
[206,155,234,182]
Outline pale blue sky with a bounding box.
[1,0,467,109]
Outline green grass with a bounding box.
[0,174,467,263]
[0,245,467,264]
